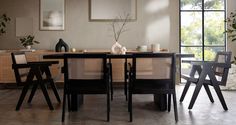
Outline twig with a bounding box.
[111,13,130,42]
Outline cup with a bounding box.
[151,44,160,52]
[137,45,148,52]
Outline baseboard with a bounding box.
[0,82,64,89]
[0,82,125,89]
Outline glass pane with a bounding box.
[181,47,203,60]
[204,0,224,10]
[181,0,202,10]
[204,47,225,61]
[204,12,225,46]
[181,47,202,83]
[181,12,202,45]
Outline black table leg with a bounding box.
[70,94,84,111]
[154,94,167,111]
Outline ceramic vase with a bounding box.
[111,42,122,54]
[26,45,31,50]
[55,38,69,52]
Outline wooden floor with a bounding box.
[0,85,236,125]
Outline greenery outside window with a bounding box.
[180,0,226,77]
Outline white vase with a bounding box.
[26,45,31,50]
[111,42,122,54]
[121,46,127,54]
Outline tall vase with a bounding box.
[111,42,122,54]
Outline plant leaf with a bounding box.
[35,41,40,44]
[232,38,236,42]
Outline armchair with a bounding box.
[179,51,232,110]
[128,53,178,122]
[11,52,61,110]
[62,53,111,122]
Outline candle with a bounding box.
[72,48,76,52]
[151,44,160,52]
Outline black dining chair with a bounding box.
[128,53,178,122]
[62,53,111,122]
[11,52,61,110]
[180,51,232,110]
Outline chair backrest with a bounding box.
[213,51,232,86]
[64,53,107,80]
[132,53,176,88]
[11,52,29,85]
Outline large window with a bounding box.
[180,0,226,75]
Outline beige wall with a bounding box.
[0,0,179,52]
[0,0,235,54]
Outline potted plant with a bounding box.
[225,11,236,64]
[0,14,11,36]
[19,35,40,49]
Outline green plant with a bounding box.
[20,35,40,48]
[225,11,236,42]
[225,11,236,64]
[0,14,11,36]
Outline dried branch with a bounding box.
[111,13,130,42]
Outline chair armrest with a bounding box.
[27,61,59,66]
[182,60,212,64]
[190,61,231,68]
[12,64,30,69]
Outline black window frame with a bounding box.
[179,0,227,60]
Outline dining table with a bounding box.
[43,51,194,111]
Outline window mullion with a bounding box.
[202,0,205,61]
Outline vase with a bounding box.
[26,45,31,50]
[121,46,127,54]
[55,38,69,52]
[111,42,122,54]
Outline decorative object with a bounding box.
[110,14,130,54]
[0,14,11,36]
[71,48,76,52]
[55,38,69,52]
[40,0,65,30]
[136,45,148,52]
[151,43,160,53]
[111,42,122,54]
[121,46,127,54]
[89,0,137,21]
[19,35,40,49]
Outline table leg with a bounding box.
[70,94,84,111]
[154,94,167,111]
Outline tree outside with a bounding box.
[180,0,225,71]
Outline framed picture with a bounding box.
[89,0,137,21]
[40,0,65,30]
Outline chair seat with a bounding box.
[181,74,223,85]
[132,79,174,94]
[67,79,107,94]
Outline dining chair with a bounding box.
[62,53,111,122]
[11,52,61,110]
[180,51,232,110]
[128,53,178,122]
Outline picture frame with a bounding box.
[40,0,65,30]
[89,0,137,21]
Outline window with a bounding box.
[180,0,226,76]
